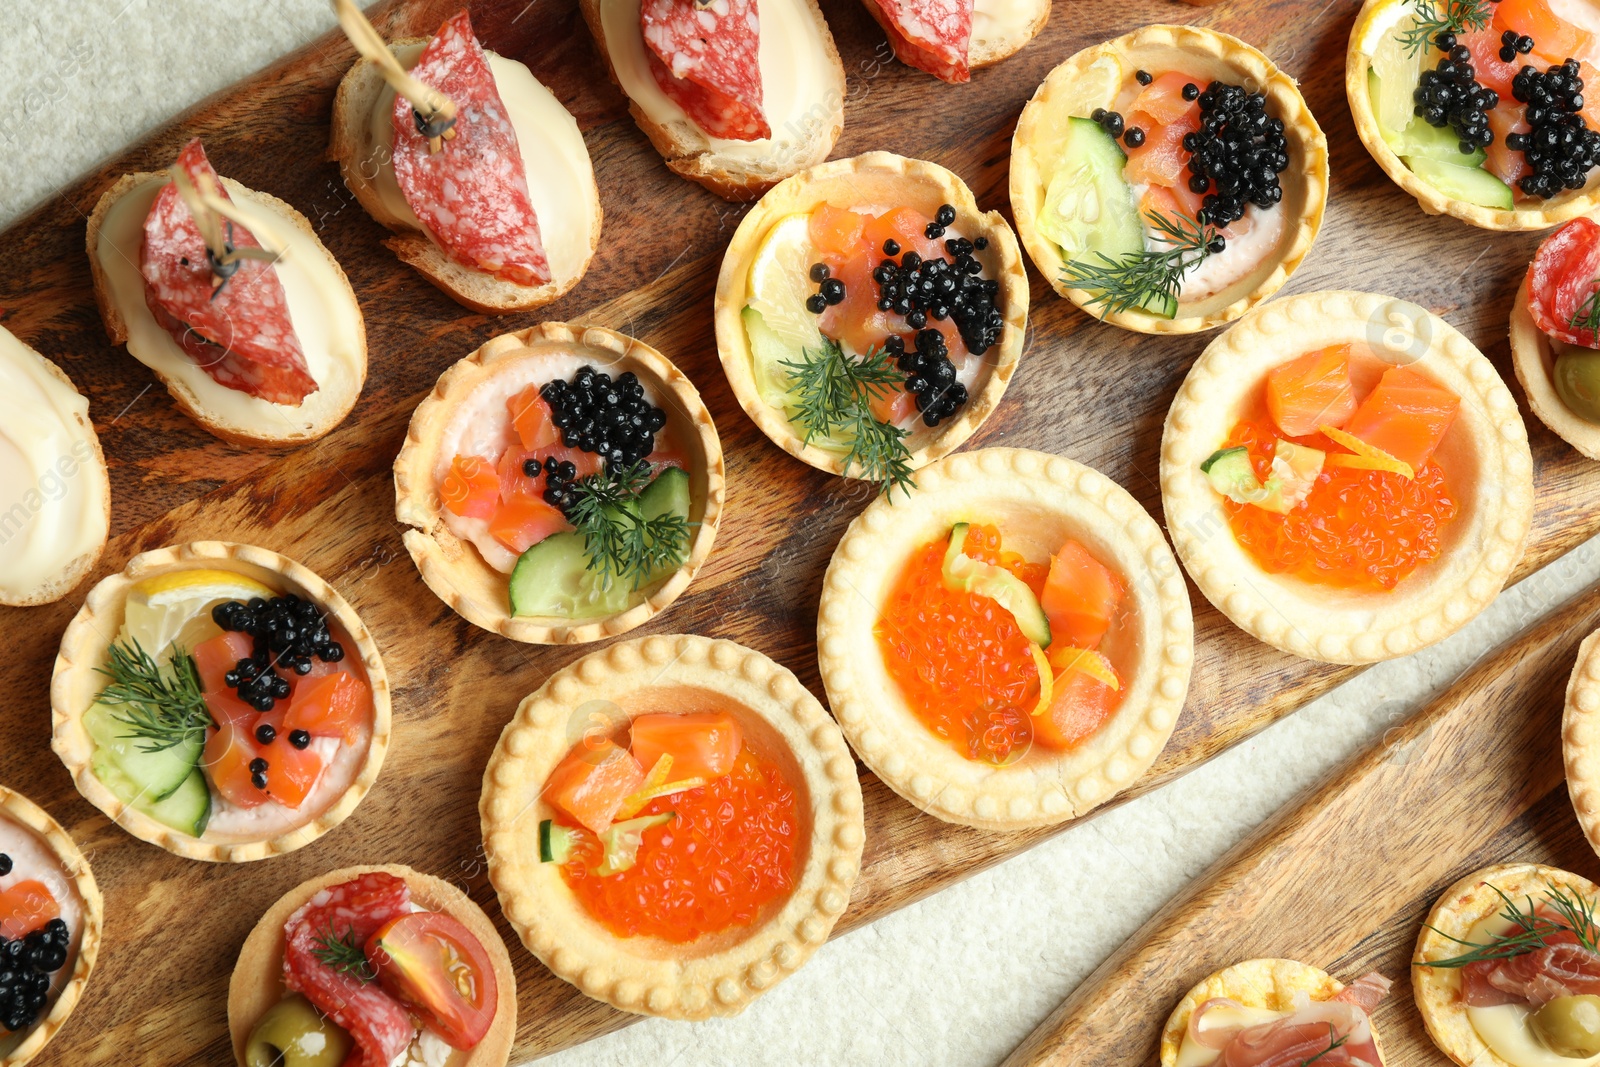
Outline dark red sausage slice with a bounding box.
[641,0,770,141]
[391,11,550,288]
[875,0,973,83]
[1528,216,1600,347]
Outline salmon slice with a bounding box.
[0,881,58,940]
[1487,105,1532,194]
[1266,344,1359,437]
[489,496,568,554]
[1031,668,1120,751]
[283,670,369,745]
[509,386,560,451]
[440,456,499,519]
[1341,365,1460,471]
[1457,26,1520,99]
[1040,539,1125,649]
[1124,106,1201,188]
[808,205,866,257]
[1496,0,1588,65]
[1129,72,1201,126]
[543,739,645,833]
[629,712,743,781]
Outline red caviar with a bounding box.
[1223,418,1458,590]
[560,748,799,942]
[874,524,1048,764]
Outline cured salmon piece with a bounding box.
[629,712,743,780]
[440,455,499,519]
[140,139,316,405]
[1266,345,1359,437]
[283,670,368,745]
[0,881,58,940]
[1457,26,1520,99]
[1342,365,1460,471]
[544,739,645,833]
[1124,77,1202,189]
[1040,540,1124,649]
[1031,667,1119,750]
[509,386,560,450]
[1496,0,1588,65]
[392,12,549,288]
[873,0,974,83]
[1487,105,1533,194]
[488,496,567,554]
[642,0,770,140]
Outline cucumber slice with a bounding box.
[84,698,203,802]
[1404,155,1514,209]
[637,467,692,588]
[1039,118,1142,262]
[1257,441,1326,514]
[508,532,634,620]
[940,523,1052,648]
[1200,446,1268,504]
[92,750,211,837]
[540,819,576,863]
[742,305,802,410]
[1393,117,1487,166]
[595,812,675,876]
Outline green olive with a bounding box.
[244,994,352,1067]
[1532,994,1600,1058]
[1553,349,1600,425]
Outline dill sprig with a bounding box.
[94,639,212,753]
[1061,210,1219,319]
[1302,1030,1348,1067]
[1400,0,1494,56]
[1571,288,1600,337]
[311,925,374,980]
[567,463,693,591]
[1416,883,1600,968]
[780,338,915,499]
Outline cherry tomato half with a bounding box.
[365,912,497,1049]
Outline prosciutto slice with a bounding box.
[1464,928,1600,1008]
[1187,975,1390,1067]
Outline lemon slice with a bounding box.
[1055,53,1124,123]
[1048,646,1121,691]
[746,213,827,354]
[1368,13,1428,137]
[122,569,277,657]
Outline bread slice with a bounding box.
[579,0,845,200]
[329,40,601,312]
[859,0,1051,79]
[85,172,368,449]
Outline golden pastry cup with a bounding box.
[1509,270,1600,459]
[227,863,516,1067]
[394,321,725,645]
[1161,290,1533,664]
[1564,629,1600,854]
[713,151,1027,478]
[1011,24,1328,334]
[817,446,1194,829]
[49,541,392,862]
[479,634,864,1019]
[1347,0,1600,230]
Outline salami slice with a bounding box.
[641,0,770,141]
[282,872,414,1067]
[139,138,317,406]
[875,0,973,83]
[391,12,550,288]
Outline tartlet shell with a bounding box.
[1347,0,1600,231]
[49,541,392,862]
[1161,290,1534,664]
[479,634,865,1019]
[713,151,1027,478]
[1510,273,1600,460]
[226,864,517,1067]
[1412,862,1593,1066]
[1160,958,1381,1067]
[1564,629,1600,852]
[393,321,724,645]
[1010,24,1328,334]
[817,446,1194,830]
[0,786,102,1067]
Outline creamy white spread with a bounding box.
[0,327,107,603]
[1155,200,1287,302]
[0,819,83,1016]
[392,1028,452,1067]
[368,45,598,289]
[599,0,836,161]
[93,177,365,439]
[1463,909,1600,1067]
[204,732,365,839]
[435,351,667,574]
[972,0,1039,45]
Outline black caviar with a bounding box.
[885,331,968,427]
[1414,34,1498,153]
[0,916,69,1033]
[1181,81,1289,229]
[1090,108,1125,138]
[289,729,311,750]
[528,454,581,511]
[1498,28,1537,63]
[540,367,666,475]
[1509,59,1600,198]
[212,595,344,713]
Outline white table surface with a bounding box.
[9,2,1600,1065]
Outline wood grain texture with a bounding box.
[1,0,1596,1062]
[1002,578,1600,1065]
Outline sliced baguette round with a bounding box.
[579,0,845,200]
[329,39,601,312]
[85,172,367,449]
[860,0,1051,79]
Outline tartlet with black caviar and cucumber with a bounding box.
[713,151,1027,497]
[50,542,390,862]
[395,321,723,644]
[1010,24,1328,334]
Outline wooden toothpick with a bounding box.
[333,0,458,153]
[168,165,282,293]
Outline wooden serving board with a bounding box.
[3,0,1600,1062]
[1001,566,1600,1064]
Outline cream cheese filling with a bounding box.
[1465,909,1600,1067]
[600,0,836,162]
[93,177,364,438]
[368,45,599,289]
[972,0,1039,46]
[0,327,106,603]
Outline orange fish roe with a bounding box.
[1223,419,1458,591]
[875,524,1048,764]
[560,749,799,942]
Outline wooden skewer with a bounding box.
[333,0,458,153]
[168,165,283,282]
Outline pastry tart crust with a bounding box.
[49,541,392,862]
[1348,0,1600,231]
[1162,290,1533,664]
[479,634,864,1019]
[1161,958,1383,1067]
[817,446,1194,830]
[393,321,725,645]
[227,864,517,1067]
[0,786,102,1067]
[1010,24,1328,334]
[713,151,1027,478]
[1412,862,1592,1067]
[1564,629,1600,851]
[1510,275,1600,459]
